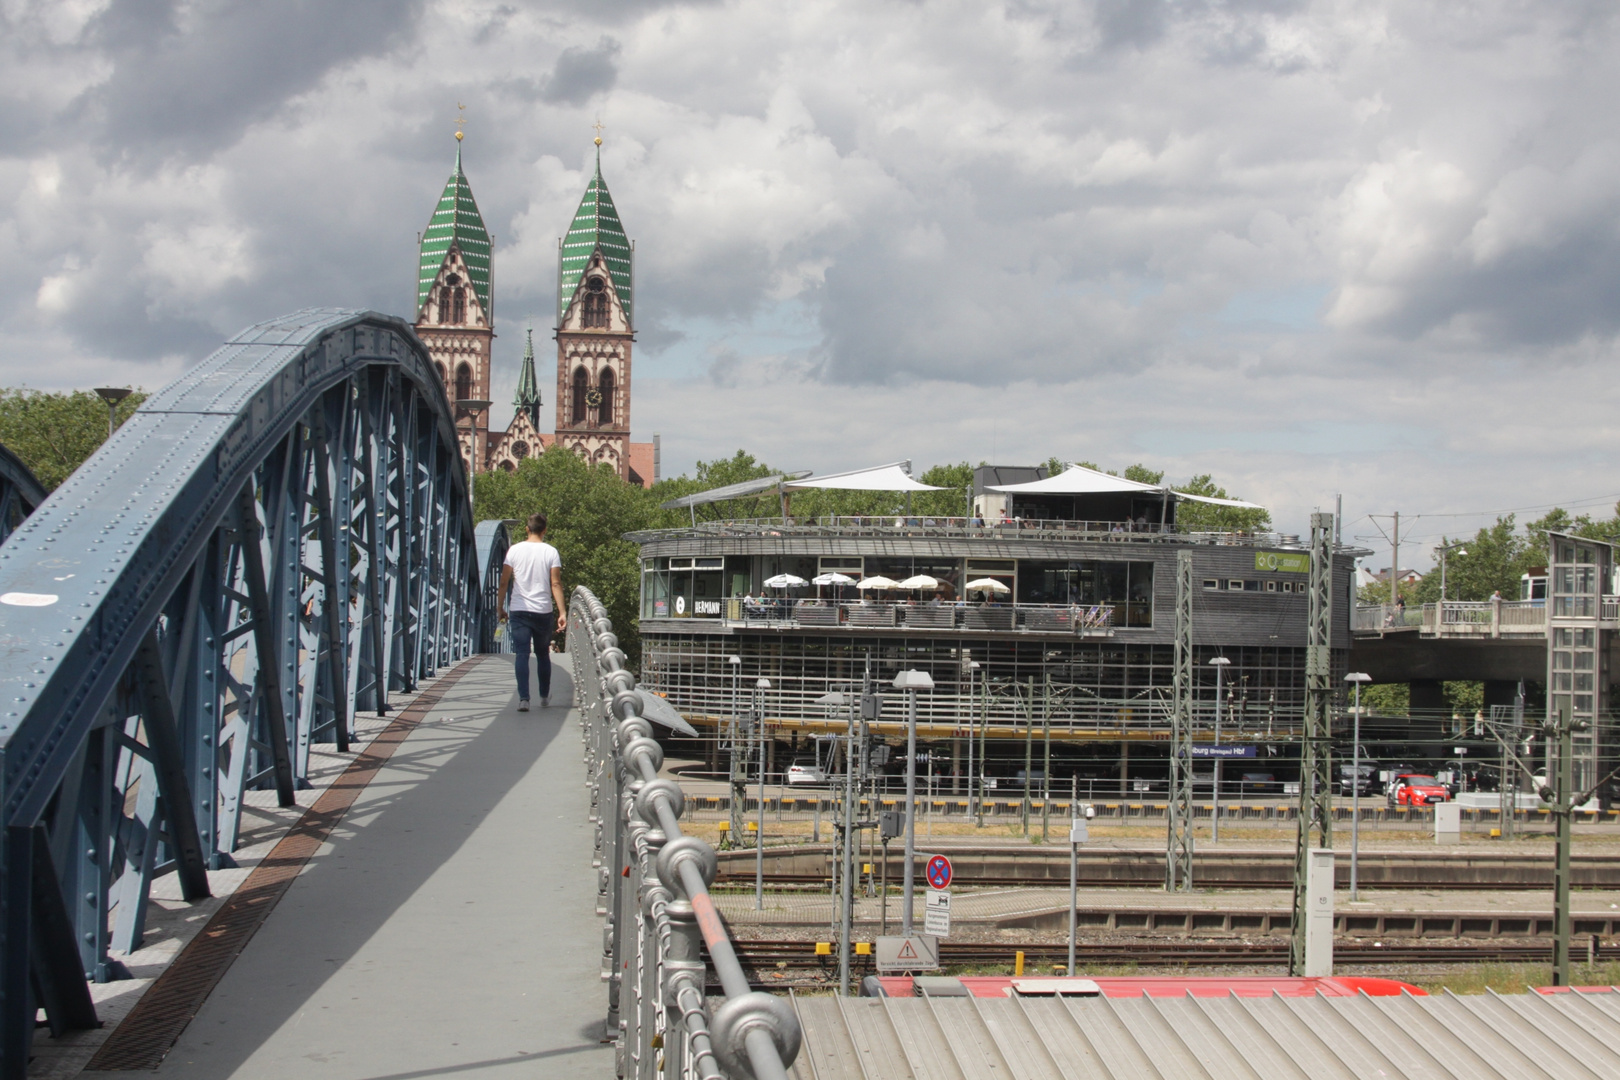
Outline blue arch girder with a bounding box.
[0,309,485,1074]
[0,443,47,546]
[475,519,515,654]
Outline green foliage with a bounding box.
[1171,473,1272,533]
[0,388,146,490]
[474,446,653,666]
[1122,463,1164,484]
[1362,682,1409,714]
[1444,681,1485,714]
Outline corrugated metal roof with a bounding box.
[787,990,1620,1080]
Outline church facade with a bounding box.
[413,134,655,486]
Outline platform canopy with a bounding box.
[988,463,1264,510]
[784,462,944,492]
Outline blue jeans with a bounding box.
[509,610,556,701]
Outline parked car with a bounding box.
[1388,773,1449,806]
[786,759,828,785]
[1238,771,1279,794]
[1339,764,1380,797]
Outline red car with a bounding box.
[1389,773,1449,806]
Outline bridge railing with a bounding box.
[572,585,799,1080]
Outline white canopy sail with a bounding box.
[785,462,944,492]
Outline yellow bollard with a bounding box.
[1015,951,1025,976]
[856,942,872,956]
[815,942,832,956]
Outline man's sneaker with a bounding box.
[517,699,530,712]
[540,695,550,708]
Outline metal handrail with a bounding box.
[572,585,798,1080]
[677,598,1124,633]
[629,517,1309,548]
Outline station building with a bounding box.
[629,463,1359,788]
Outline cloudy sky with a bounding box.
[2,0,1618,558]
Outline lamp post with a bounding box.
[1346,672,1372,901]
[754,676,771,910]
[893,669,934,936]
[1437,542,1468,602]
[1208,656,1231,842]
[454,398,491,473]
[727,656,742,847]
[816,690,858,995]
[93,387,132,440]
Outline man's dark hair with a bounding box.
[527,512,548,536]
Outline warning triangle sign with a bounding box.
[897,939,919,960]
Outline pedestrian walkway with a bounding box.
[86,653,613,1080]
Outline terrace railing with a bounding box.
[703,598,1123,635]
[1356,598,1550,638]
[631,516,1307,549]
[571,586,799,1080]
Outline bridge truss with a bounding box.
[0,309,493,1073]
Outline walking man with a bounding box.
[498,513,567,711]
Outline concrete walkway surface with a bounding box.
[88,653,613,1080]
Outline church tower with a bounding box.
[414,131,494,475]
[554,139,636,482]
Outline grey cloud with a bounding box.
[74,0,426,161]
[540,37,621,105]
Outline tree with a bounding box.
[1408,517,1524,604]
[1171,474,1272,533]
[0,388,146,490]
[474,446,654,666]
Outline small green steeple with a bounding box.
[418,138,493,319]
[558,145,632,325]
[513,327,542,431]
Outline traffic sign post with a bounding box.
[925,889,951,936]
[925,854,953,890]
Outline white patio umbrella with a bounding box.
[964,577,1011,595]
[811,572,856,586]
[856,576,899,591]
[763,573,808,589]
[898,574,942,591]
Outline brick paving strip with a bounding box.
[83,657,483,1072]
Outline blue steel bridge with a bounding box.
[0,309,792,1080]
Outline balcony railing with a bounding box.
[650,598,1132,634]
[1354,598,1550,638]
[629,515,1311,549]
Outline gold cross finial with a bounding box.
[455,103,466,141]
[592,118,605,146]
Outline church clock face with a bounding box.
[585,387,603,407]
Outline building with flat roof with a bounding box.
[629,464,1358,787]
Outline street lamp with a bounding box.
[754,676,771,910]
[1208,656,1231,842]
[1437,542,1468,602]
[93,387,132,441]
[454,398,491,472]
[1345,672,1372,901]
[727,656,742,848]
[892,669,934,937]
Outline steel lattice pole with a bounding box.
[1167,550,1195,891]
[1291,511,1336,975]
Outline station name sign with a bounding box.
[1191,745,1257,759]
[1255,551,1310,573]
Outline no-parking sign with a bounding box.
[925,854,953,890]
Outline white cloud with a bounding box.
[0,0,1617,552]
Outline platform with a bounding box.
[51,653,612,1080]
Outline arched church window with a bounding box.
[571,366,589,425]
[597,368,614,425]
[455,363,472,402]
[450,287,466,324]
[500,461,515,472]
[582,276,609,329]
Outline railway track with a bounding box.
[729,938,1560,970]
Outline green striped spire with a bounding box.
[513,327,541,430]
[417,142,492,319]
[558,149,632,325]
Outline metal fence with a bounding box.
[634,516,1296,548]
[572,585,799,1080]
[718,598,1121,633]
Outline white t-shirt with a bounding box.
[504,541,561,614]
